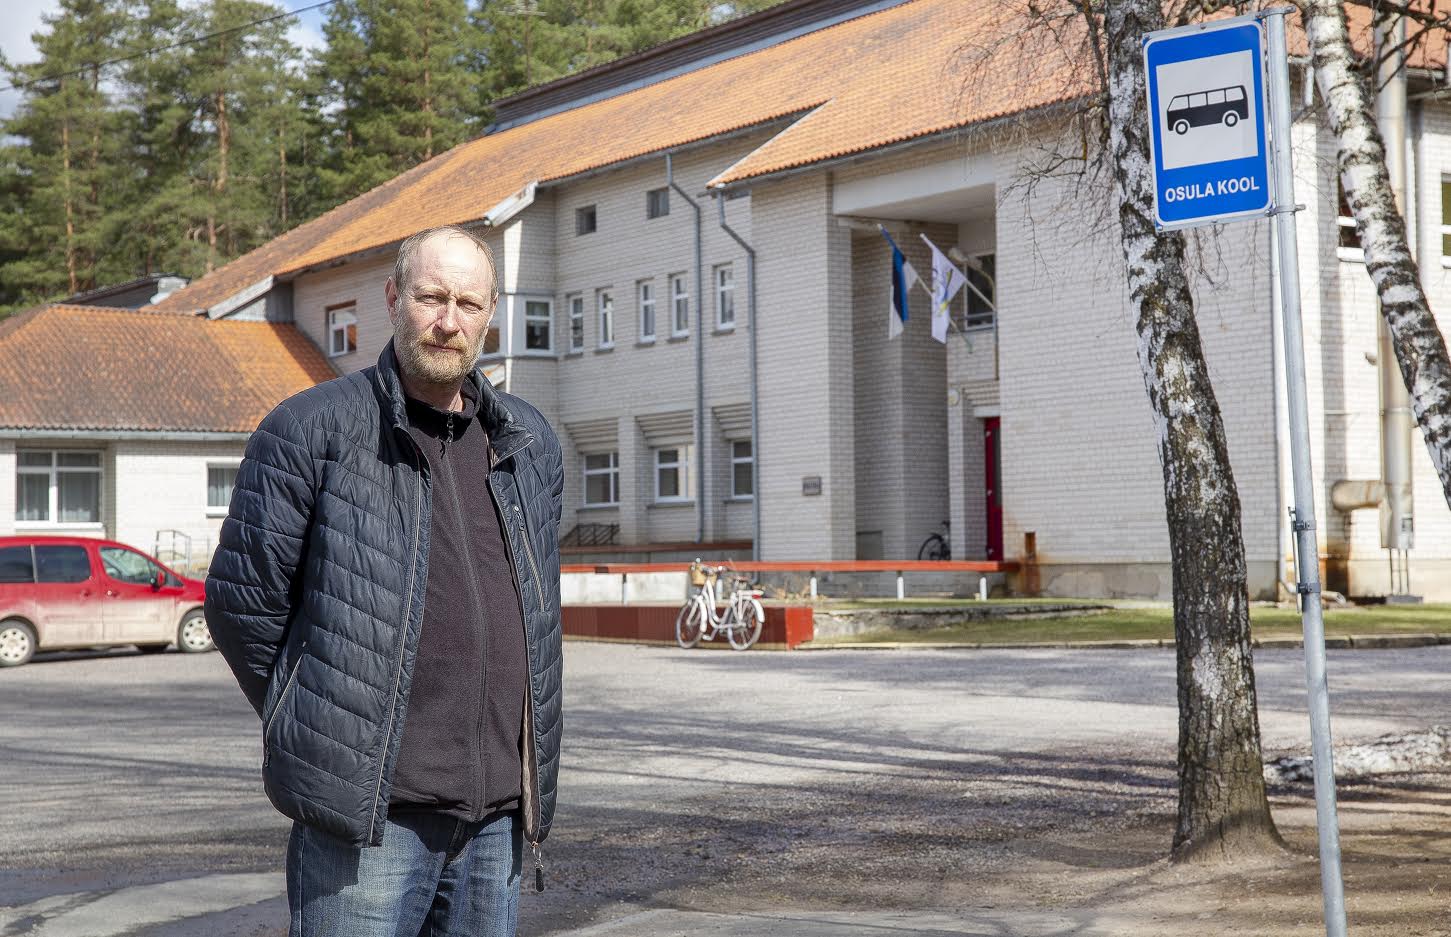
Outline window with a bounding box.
[0,546,33,584]
[714,264,735,328]
[99,545,163,586]
[647,187,670,219]
[208,464,239,512]
[597,290,614,348]
[16,450,101,524]
[638,281,656,342]
[731,439,754,499]
[655,446,693,502]
[1441,176,1451,260]
[964,253,996,329]
[671,274,689,336]
[583,452,619,506]
[1337,182,1362,255]
[568,294,584,352]
[481,323,502,356]
[576,205,597,236]
[34,545,91,583]
[524,298,552,352]
[327,303,357,357]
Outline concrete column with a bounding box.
[753,174,855,559]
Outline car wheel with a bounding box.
[176,610,214,654]
[136,644,168,655]
[1173,119,1190,135]
[0,619,37,667]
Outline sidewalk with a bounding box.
[551,907,1108,936]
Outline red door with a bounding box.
[985,418,1003,561]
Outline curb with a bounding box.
[799,633,1451,651]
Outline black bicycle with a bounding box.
[917,520,951,561]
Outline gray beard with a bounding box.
[398,338,476,387]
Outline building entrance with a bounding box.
[985,417,1002,560]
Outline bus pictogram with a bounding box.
[1166,85,1248,134]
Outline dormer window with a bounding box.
[327,302,357,357]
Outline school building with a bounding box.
[3,0,1449,599]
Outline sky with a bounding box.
[0,0,329,120]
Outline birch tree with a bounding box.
[1301,0,1451,508]
[1101,0,1282,861]
[980,0,1285,860]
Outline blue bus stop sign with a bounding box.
[1144,16,1271,230]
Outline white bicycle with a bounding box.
[676,561,764,650]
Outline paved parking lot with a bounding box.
[4,641,1451,936]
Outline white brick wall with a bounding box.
[293,255,396,375]
[255,99,1451,595]
[752,172,856,558]
[0,438,242,571]
[111,439,246,569]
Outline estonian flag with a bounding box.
[879,226,919,340]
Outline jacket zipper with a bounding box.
[369,435,426,845]
[515,502,548,613]
[262,640,307,767]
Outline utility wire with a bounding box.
[0,0,337,94]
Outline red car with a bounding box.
[0,535,211,667]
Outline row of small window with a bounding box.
[325,265,736,359]
[574,188,672,236]
[14,450,239,524]
[582,440,753,507]
[1336,178,1451,258]
[566,266,735,353]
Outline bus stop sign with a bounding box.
[1144,16,1272,230]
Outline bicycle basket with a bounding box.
[689,564,708,586]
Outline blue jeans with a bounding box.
[287,810,521,937]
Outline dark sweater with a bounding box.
[389,381,528,821]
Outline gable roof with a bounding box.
[0,305,336,434]
[146,0,1445,319]
[147,0,1080,317]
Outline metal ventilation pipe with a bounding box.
[1375,14,1415,582]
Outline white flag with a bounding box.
[921,234,966,344]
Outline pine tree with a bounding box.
[0,0,130,306]
[117,0,310,278]
[313,0,481,205]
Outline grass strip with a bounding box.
[821,604,1451,646]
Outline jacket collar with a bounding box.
[375,339,534,461]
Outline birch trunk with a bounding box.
[1104,0,1282,861]
[1303,0,1451,508]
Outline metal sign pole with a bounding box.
[1263,10,1348,935]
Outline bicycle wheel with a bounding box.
[727,598,763,650]
[675,600,705,649]
[917,535,942,561]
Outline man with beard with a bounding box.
[206,225,564,937]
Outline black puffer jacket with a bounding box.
[205,341,563,850]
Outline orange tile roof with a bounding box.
[150,0,1083,316]
[0,305,337,433]
[147,0,1444,317]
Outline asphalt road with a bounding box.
[3,641,1451,936]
